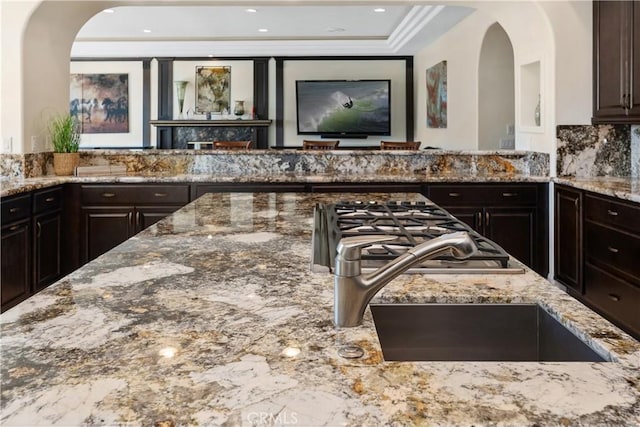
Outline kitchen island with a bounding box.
[1,192,639,426]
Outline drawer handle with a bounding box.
[502,192,518,197]
[9,225,19,231]
[45,197,55,202]
[154,192,168,198]
[37,222,42,238]
[607,246,619,254]
[607,293,621,302]
[9,207,20,213]
[448,192,460,197]
[101,192,116,198]
[607,210,619,216]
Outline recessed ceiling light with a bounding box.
[208,54,214,58]
[143,29,151,33]
[258,28,268,32]
[246,8,257,13]
[374,8,386,12]
[326,27,346,33]
[103,9,115,14]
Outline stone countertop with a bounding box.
[554,176,640,204]
[1,192,639,426]
[0,173,550,198]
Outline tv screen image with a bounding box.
[296,80,391,136]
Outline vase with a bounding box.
[53,152,80,176]
[175,81,188,119]
[234,100,245,118]
[534,94,541,126]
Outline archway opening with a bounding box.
[477,22,514,150]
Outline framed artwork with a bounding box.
[426,60,447,128]
[195,66,231,114]
[70,73,129,133]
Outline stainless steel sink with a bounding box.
[370,303,609,362]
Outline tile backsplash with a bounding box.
[556,124,636,177]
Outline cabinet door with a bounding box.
[484,207,536,271]
[593,1,630,120]
[135,206,183,232]
[33,210,62,291]
[436,206,481,232]
[1,220,31,312]
[630,1,640,116]
[554,186,583,293]
[82,207,135,263]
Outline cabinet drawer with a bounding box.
[428,185,538,206]
[584,263,640,335]
[585,222,640,284]
[585,194,640,235]
[1,194,31,224]
[81,184,190,205]
[33,186,63,214]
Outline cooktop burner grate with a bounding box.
[324,200,512,269]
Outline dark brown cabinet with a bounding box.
[1,210,31,312]
[593,0,640,123]
[555,186,640,340]
[32,186,63,291]
[554,185,583,293]
[427,183,548,276]
[80,184,190,263]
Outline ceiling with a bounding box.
[71,4,475,57]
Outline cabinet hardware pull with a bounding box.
[9,207,20,213]
[448,192,460,197]
[37,222,41,238]
[502,192,518,197]
[128,211,133,227]
[485,212,490,227]
[607,209,618,216]
[9,225,19,231]
[136,211,141,227]
[154,193,168,197]
[476,211,482,227]
[607,293,621,302]
[45,197,55,202]
[102,192,116,198]
[607,246,619,254]
[574,198,579,207]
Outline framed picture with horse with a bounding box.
[70,73,129,134]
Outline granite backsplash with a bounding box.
[557,124,640,178]
[0,150,549,180]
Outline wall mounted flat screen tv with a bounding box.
[296,80,391,137]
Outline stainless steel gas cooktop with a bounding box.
[311,200,525,274]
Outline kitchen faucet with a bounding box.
[334,231,478,327]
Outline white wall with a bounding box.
[414,10,495,150]
[478,23,514,150]
[540,1,592,126]
[281,59,406,148]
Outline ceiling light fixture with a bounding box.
[258,28,268,32]
[246,8,257,13]
[143,29,152,33]
[374,8,386,12]
[326,27,346,33]
[103,9,115,14]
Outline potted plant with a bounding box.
[49,113,81,176]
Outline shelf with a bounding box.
[150,119,272,127]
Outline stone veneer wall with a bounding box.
[1,150,549,180]
[557,124,640,177]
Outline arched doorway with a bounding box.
[477,23,514,150]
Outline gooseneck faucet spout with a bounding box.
[334,231,478,327]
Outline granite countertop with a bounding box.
[0,173,550,198]
[1,192,639,426]
[554,176,640,204]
